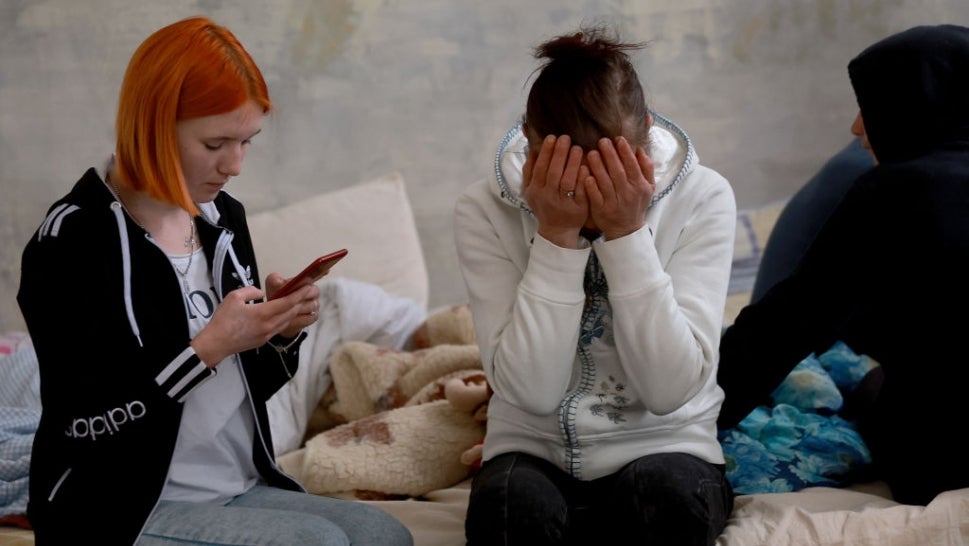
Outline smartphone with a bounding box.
[269,248,348,300]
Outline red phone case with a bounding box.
[270,248,348,300]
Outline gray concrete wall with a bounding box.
[2,0,968,330]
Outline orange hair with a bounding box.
[114,16,272,216]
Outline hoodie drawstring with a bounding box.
[110,201,144,347]
[211,230,252,299]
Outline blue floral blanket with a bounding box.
[718,341,878,494]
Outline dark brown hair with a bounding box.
[524,25,650,151]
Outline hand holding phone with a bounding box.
[269,248,348,301]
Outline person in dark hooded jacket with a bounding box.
[717,24,969,506]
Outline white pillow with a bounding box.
[247,173,429,310]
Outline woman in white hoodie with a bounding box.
[454,25,736,545]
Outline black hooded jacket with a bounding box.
[17,168,306,545]
[717,24,969,505]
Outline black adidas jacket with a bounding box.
[18,167,305,545]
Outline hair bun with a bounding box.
[534,25,644,64]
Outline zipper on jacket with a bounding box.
[237,357,306,492]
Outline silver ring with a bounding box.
[565,190,575,198]
[309,310,317,317]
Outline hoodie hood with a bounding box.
[95,160,250,347]
[493,111,697,214]
[848,24,969,164]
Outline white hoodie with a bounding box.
[453,114,736,479]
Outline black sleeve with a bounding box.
[717,174,884,429]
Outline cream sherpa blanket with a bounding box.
[277,305,486,500]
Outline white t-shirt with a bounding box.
[159,247,260,504]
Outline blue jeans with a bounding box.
[465,452,733,546]
[137,485,413,546]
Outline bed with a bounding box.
[2,173,968,546]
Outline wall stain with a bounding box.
[733,17,764,62]
[731,0,896,65]
[291,0,359,71]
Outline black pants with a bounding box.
[465,451,734,546]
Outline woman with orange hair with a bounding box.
[17,16,412,546]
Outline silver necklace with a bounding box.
[172,219,198,280]
[108,173,198,293]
